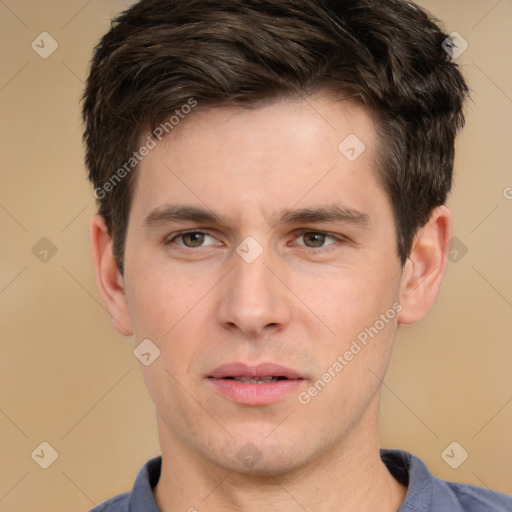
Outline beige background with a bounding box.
[0,0,511,510]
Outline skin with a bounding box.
[91,93,451,511]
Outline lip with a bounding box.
[208,362,304,380]
[207,362,306,406]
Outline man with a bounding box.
[83,0,512,510]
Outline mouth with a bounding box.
[207,361,305,381]
[207,362,306,405]
[220,376,292,383]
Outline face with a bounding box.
[121,94,406,474]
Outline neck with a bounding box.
[153,399,406,512]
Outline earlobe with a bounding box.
[397,206,451,325]
[90,214,133,336]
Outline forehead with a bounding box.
[130,94,387,226]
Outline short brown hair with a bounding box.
[82,0,469,273]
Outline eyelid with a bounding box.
[292,228,344,241]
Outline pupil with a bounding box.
[304,232,325,247]
[184,232,204,247]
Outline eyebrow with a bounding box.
[277,204,369,227]
[143,204,222,227]
[143,203,370,229]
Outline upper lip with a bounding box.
[208,362,304,380]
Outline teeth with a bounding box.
[233,376,279,383]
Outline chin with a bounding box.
[203,429,315,476]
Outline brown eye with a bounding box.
[166,230,222,251]
[292,230,340,250]
[169,231,217,248]
[302,232,327,248]
[181,232,206,247]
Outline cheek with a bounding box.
[125,263,220,389]
[294,262,400,340]
[126,256,211,336]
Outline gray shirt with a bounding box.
[90,449,512,511]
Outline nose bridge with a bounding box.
[231,246,275,309]
[218,241,291,336]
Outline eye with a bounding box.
[293,231,339,249]
[168,231,219,248]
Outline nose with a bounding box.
[216,248,292,339]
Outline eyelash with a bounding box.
[166,229,346,252]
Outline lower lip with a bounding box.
[207,378,305,405]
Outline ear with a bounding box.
[397,205,451,324]
[90,214,133,336]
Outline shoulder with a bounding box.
[88,455,162,512]
[432,478,512,511]
[89,492,130,511]
[381,449,512,512]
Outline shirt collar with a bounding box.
[128,450,434,511]
[128,455,162,512]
